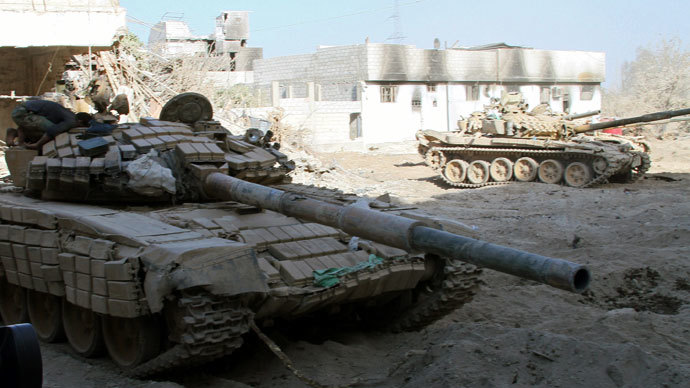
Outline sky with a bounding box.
[120,0,689,89]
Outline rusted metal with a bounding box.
[204,172,591,293]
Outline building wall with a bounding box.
[0,1,126,47]
[359,81,604,143]
[251,43,605,147]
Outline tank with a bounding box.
[417,92,690,188]
[0,93,590,377]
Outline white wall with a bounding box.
[0,6,126,47]
[361,82,603,141]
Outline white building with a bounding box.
[247,43,605,151]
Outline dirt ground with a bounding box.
[14,136,690,387]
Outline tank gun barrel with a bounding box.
[203,173,590,293]
[573,107,690,133]
[564,110,600,120]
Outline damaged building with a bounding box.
[147,11,263,71]
[247,42,605,151]
[0,0,126,139]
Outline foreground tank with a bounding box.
[417,93,690,188]
[0,93,589,377]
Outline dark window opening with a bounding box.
[466,84,480,101]
[580,85,595,101]
[380,85,397,103]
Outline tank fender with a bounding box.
[139,238,269,312]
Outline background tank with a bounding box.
[0,93,589,377]
[417,92,690,188]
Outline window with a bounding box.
[580,85,595,101]
[411,99,422,109]
[540,87,551,103]
[426,84,437,92]
[466,84,480,101]
[507,84,521,93]
[380,85,397,103]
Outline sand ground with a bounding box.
[5,136,689,388]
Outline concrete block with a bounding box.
[62,271,76,288]
[104,258,138,281]
[89,239,113,260]
[41,265,62,282]
[107,281,139,300]
[90,158,105,175]
[40,231,59,248]
[92,277,108,296]
[0,242,12,257]
[65,286,77,304]
[91,259,106,278]
[1,256,17,271]
[18,273,33,288]
[0,206,12,221]
[58,253,75,271]
[23,229,42,246]
[41,248,59,265]
[75,289,91,309]
[11,244,28,260]
[8,225,26,243]
[55,133,71,149]
[27,246,42,262]
[32,277,48,293]
[0,225,8,241]
[70,236,92,256]
[30,262,43,277]
[74,255,91,274]
[131,138,152,153]
[91,294,108,314]
[76,273,91,291]
[5,269,19,285]
[47,281,65,297]
[16,258,31,276]
[175,143,198,162]
[108,298,142,318]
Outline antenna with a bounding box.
[386,0,405,44]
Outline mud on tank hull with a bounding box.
[0,191,480,376]
[418,130,651,188]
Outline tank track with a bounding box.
[390,260,481,332]
[428,146,632,189]
[130,292,253,378]
[628,151,651,182]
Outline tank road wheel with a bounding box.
[513,157,538,182]
[592,157,608,175]
[538,159,564,184]
[564,162,592,188]
[26,290,64,342]
[467,161,490,184]
[102,316,161,368]
[489,157,514,182]
[62,302,105,357]
[425,149,446,170]
[0,279,29,324]
[443,159,469,183]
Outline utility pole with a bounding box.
[386,0,405,44]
